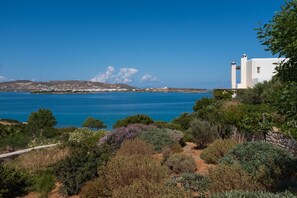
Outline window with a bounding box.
[257,67,260,73]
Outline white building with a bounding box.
[231,54,285,89]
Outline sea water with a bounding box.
[0,92,212,128]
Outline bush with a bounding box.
[208,164,262,193]
[168,173,210,195]
[82,117,106,129]
[162,144,183,164]
[33,172,55,197]
[210,191,296,198]
[113,114,154,128]
[105,154,168,191]
[99,124,156,148]
[172,113,194,131]
[200,139,238,164]
[137,128,184,152]
[116,139,155,156]
[164,153,196,174]
[112,179,191,198]
[153,121,182,130]
[187,119,218,148]
[0,133,31,149]
[54,145,112,196]
[69,128,107,145]
[220,141,297,191]
[79,178,102,198]
[0,164,32,198]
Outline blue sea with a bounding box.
[0,92,212,128]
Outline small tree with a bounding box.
[27,108,57,137]
[113,114,153,128]
[82,117,106,130]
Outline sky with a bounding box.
[0,0,286,88]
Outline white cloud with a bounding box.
[140,74,158,82]
[91,66,138,84]
[0,76,7,82]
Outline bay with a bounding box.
[0,92,212,128]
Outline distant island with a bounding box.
[0,80,207,93]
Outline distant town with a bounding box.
[0,80,208,93]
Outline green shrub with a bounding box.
[112,179,191,198]
[113,114,154,128]
[33,172,55,197]
[137,128,184,152]
[200,139,238,164]
[168,173,210,195]
[0,133,31,149]
[116,139,155,156]
[153,121,182,130]
[220,141,297,191]
[172,112,194,131]
[187,119,218,148]
[164,153,196,174]
[0,164,32,198]
[68,128,107,144]
[208,164,262,193]
[105,154,168,191]
[54,145,112,196]
[162,144,183,164]
[210,190,296,198]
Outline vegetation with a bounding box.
[209,164,263,193]
[116,138,155,156]
[211,191,296,198]
[27,108,57,137]
[113,114,154,128]
[187,119,218,148]
[200,139,238,164]
[221,141,297,191]
[257,0,297,82]
[164,153,196,174]
[82,116,106,129]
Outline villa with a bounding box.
[231,54,285,89]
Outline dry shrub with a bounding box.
[6,146,69,173]
[79,177,111,198]
[112,179,191,198]
[164,153,196,174]
[209,164,263,193]
[105,154,168,191]
[170,143,183,153]
[200,139,238,164]
[116,138,155,156]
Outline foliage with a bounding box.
[153,121,182,131]
[208,164,263,193]
[200,139,238,164]
[112,179,191,198]
[79,178,107,198]
[104,154,168,192]
[116,138,155,156]
[257,0,297,82]
[6,146,70,174]
[69,128,107,144]
[113,114,154,128]
[168,173,210,195]
[82,117,106,129]
[213,89,233,100]
[172,112,194,131]
[0,164,32,198]
[210,191,296,198]
[137,128,184,152]
[54,145,112,196]
[27,108,57,137]
[187,119,218,148]
[193,97,215,112]
[220,141,297,191]
[162,144,183,164]
[33,172,55,197]
[99,124,156,148]
[0,132,31,150]
[164,153,196,174]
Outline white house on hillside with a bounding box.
[231,54,285,89]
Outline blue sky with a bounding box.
[0,0,285,88]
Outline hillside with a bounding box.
[0,80,136,93]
